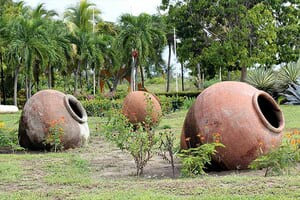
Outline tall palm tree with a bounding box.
[118,13,166,90]
[44,20,71,89]
[6,13,49,104]
[0,17,8,104]
[64,0,101,94]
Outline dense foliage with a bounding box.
[0,0,299,105]
[161,0,299,81]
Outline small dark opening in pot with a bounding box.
[257,95,280,128]
[68,98,83,119]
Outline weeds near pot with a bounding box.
[249,130,300,177]
[44,118,65,152]
[178,142,224,177]
[0,121,24,152]
[104,94,160,176]
[158,128,178,178]
[103,109,158,176]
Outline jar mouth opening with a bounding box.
[64,95,87,123]
[253,91,284,133]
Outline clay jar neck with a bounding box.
[252,91,284,133]
[64,95,87,124]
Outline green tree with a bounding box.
[118,13,166,90]
[161,0,288,82]
[64,0,101,94]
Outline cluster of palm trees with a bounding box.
[0,0,168,106]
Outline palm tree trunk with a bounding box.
[181,62,184,91]
[85,61,89,90]
[48,65,52,89]
[79,72,83,91]
[28,78,32,98]
[139,63,144,89]
[13,66,20,106]
[227,70,231,81]
[74,60,80,94]
[0,56,6,104]
[240,67,247,82]
[131,56,136,91]
[93,66,96,96]
[25,75,29,100]
[197,63,201,89]
[166,43,171,92]
[51,66,55,88]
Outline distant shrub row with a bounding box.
[82,96,196,117]
[155,91,201,98]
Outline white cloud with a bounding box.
[20,0,161,22]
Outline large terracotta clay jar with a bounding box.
[122,91,162,125]
[19,90,90,150]
[181,81,285,170]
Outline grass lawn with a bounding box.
[0,105,299,199]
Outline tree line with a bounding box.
[0,0,299,106]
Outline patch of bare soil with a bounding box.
[72,136,269,180]
[73,136,181,179]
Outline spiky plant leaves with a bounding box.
[284,83,300,105]
[278,58,300,89]
[247,68,275,93]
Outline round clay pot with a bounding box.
[19,90,90,150]
[122,91,162,125]
[181,81,285,170]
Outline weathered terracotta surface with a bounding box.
[181,81,285,170]
[19,90,89,150]
[122,91,162,125]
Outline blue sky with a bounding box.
[22,0,162,22]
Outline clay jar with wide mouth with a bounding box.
[122,91,162,126]
[19,90,90,150]
[180,81,285,170]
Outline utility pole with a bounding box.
[174,27,178,93]
[92,7,96,96]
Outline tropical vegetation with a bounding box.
[0,0,299,106]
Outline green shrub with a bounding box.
[182,97,195,109]
[158,95,185,113]
[81,98,122,117]
[5,98,26,109]
[284,83,300,105]
[43,119,65,152]
[0,122,24,152]
[247,68,276,93]
[158,129,177,177]
[178,143,224,177]
[103,103,159,176]
[146,76,165,84]
[278,58,300,90]
[155,91,200,98]
[249,130,300,177]
[203,78,220,89]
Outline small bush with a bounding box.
[155,91,201,98]
[103,97,159,176]
[278,58,300,90]
[146,77,165,84]
[247,68,276,93]
[203,78,220,89]
[178,142,224,177]
[43,118,65,152]
[0,122,24,152]
[81,98,122,117]
[284,83,300,105]
[158,129,177,177]
[249,130,300,177]
[182,97,195,109]
[158,95,185,113]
